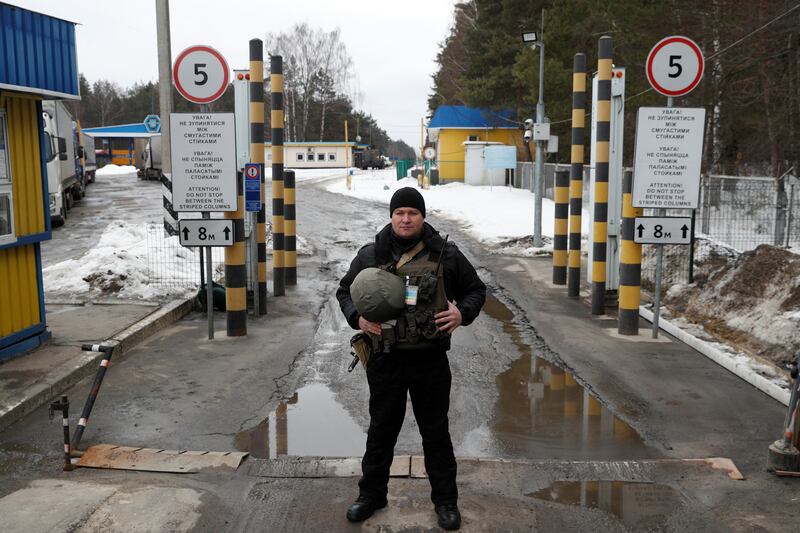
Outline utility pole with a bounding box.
[155,0,172,178]
[522,11,546,248]
[533,27,545,248]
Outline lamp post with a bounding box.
[522,31,545,248]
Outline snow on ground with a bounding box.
[665,244,800,369]
[266,167,353,183]
[43,220,200,300]
[96,164,137,177]
[665,313,790,391]
[43,219,314,301]
[326,168,590,256]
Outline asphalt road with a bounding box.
[0,174,794,532]
[41,170,163,268]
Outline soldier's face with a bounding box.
[391,207,424,239]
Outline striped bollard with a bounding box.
[250,39,267,314]
[568,53,587,298]
[618,170,643,335]
[591,36,613,315]
[225,171,247,336]
[552,170,569,284]
[270,55,286,297]
[284,170,297,285]
[48,395,73,470]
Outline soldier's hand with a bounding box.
[435,301,462,334]
[358,316,382,336]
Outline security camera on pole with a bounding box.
[522,30,547,248]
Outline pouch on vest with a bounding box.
[348,332,373,371]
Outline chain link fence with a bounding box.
[145,223,225,293]
[641,175,799,292]
[509,165,799,294]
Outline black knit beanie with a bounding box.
[389,187,426,218]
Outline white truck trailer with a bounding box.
[137,134,162,180]
[43,100,81,226]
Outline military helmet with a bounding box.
[351,267,405,322]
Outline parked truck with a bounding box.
[80,129,97,184]
[354,148,386,170]
[137,134,162,180]
[43,100,82,226]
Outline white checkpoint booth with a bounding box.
[463,141,510,186]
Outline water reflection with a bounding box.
[528,481,679,530]
[234,383,365,459]
[484,294,654,459]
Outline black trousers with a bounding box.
[359,348,458,506]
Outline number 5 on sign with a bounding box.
[646,36,704,97]
[173,45,230,104]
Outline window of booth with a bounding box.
[0,111,15,245]
[328,153,336,161]
[296,153,304,162]
[317,153,325,161]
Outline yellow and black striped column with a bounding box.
[553,170,569,284]
[618,170,643,335]
[568,53,587,299]
[225,170,247,336]
[591,36,612,315]
[270,55,286,297]
[284,169,297,285]
[250,39,267,315]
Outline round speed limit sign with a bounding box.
[646,36,704,97]
[173,45,230,104]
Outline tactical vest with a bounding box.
[379,243,449,351]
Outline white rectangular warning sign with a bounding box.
[632,107,705,209]
[170,113,237,212]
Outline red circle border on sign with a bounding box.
[646,36,704,97]
[173,45,230,104]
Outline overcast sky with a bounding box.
[12,0,456,149]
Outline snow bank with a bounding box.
[326,169,589,255]
[665,244,800,367]
[43,220,202,300]
[96,164,137,177]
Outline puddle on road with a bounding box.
[484,294,654,459]
[234,383,365,459]
[527,481,679,530]
[236,293,653,460]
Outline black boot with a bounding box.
[346,495,387,522]
[435,503,461,530]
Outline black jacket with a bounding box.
[336,222,486,331]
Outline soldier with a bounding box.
[336,187,486,530]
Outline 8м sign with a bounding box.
[634,216,692,245]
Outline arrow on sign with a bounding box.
[637,224,645,239]
[223,226,231,240]
[182,227,190,240]
[681,225,689,239]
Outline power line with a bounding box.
[548,1,800,125]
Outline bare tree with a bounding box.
[92,80,122,126]
[266,24,354,141]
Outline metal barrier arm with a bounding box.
[70,344,115,451]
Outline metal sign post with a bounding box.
[638,36,705,337]
[244,163,262,316]
[179,218,234,339]
[171,44,235,339]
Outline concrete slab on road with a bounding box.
[0,455,742,532]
